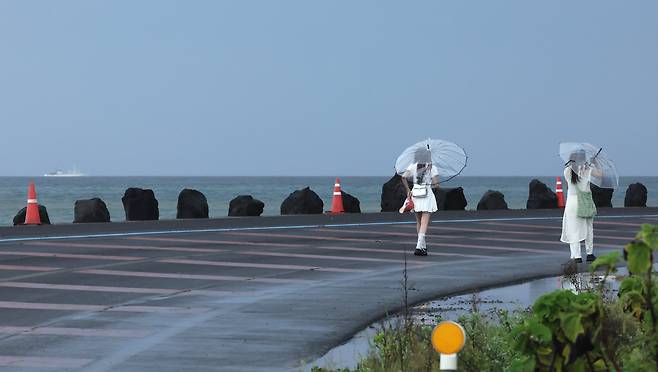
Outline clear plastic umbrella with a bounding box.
[395,138,467,183]
[559,142,619,189]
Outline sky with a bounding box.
[0,1,656,177]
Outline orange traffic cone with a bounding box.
[331,178,345,213]
[556,176,565,208]
[24,182,41,225]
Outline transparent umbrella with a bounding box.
[395,138,468,183]
[559,142,619,189]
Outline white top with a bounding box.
[403,163,439,213]
[403,164,439,185]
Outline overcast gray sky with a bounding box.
[1,1,656,176]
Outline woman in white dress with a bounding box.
[560,150,602,263]
[401,157,440,256]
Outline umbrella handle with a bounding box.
[587,147,603,167]
[589,147,602,162]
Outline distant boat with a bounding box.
[43,167,86,177]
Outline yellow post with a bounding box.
[431,321,466,371]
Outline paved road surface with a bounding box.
[0,208,656,371]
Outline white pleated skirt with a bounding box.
[412,185,438,213]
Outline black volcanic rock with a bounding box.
[177,189,209,219]
[527,179,558,209]
[122,188,159,221]
[624,183,648,207]
[434,187,467,211]
[13,205,51,225]
[381,174,408,212]
[477,190,508,210]
[590,184,613,208]
[280,187,323,215]
[74,198,111,223]
[341,191,361,213]
[229,195,265,217]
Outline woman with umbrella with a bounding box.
[396,139,467,256]
[559,143,618,263]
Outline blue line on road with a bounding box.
[1,214,656,243]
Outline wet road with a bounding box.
[0,208,656,371]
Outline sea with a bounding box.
[0,176,656,226]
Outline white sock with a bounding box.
[416,233,426,249]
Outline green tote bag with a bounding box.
[577,189,597,218]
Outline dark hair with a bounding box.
[414,148,431,164]
[570,168,579,184]
[567,150,586,184]
[416,163,429,184]
[570,150,587,165]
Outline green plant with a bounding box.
[510,289,610,371]
[331,311,522,372]
[458,310,522,371]
[617,224,658,371]
[511,224,658,372]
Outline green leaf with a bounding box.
[565,357,586,372]
[619,276,646,318]
[537,346,553,356]
[562,344,572,361]
[560,313,584,343]
[593,359,607,370]
[573,293,598,315]
[553,355,565,371]
[509,356,535,372]
[589,251,620,273]
[626,241,652,274]
[622,292,645,318]
[619,276,644,294]
[512,317,553,357]
[532,294,556,320]
[528,320,552,344]
[638,224,658,249]
[533,290,575,320]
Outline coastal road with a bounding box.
[0,208,656,371]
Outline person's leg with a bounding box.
[585,219,595,259]
[416,213,431,249]
[418,212,432,234]
[419,212,431,235]
[414,212,423,249]
[570,241,582,259]
[414,213,430,255]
